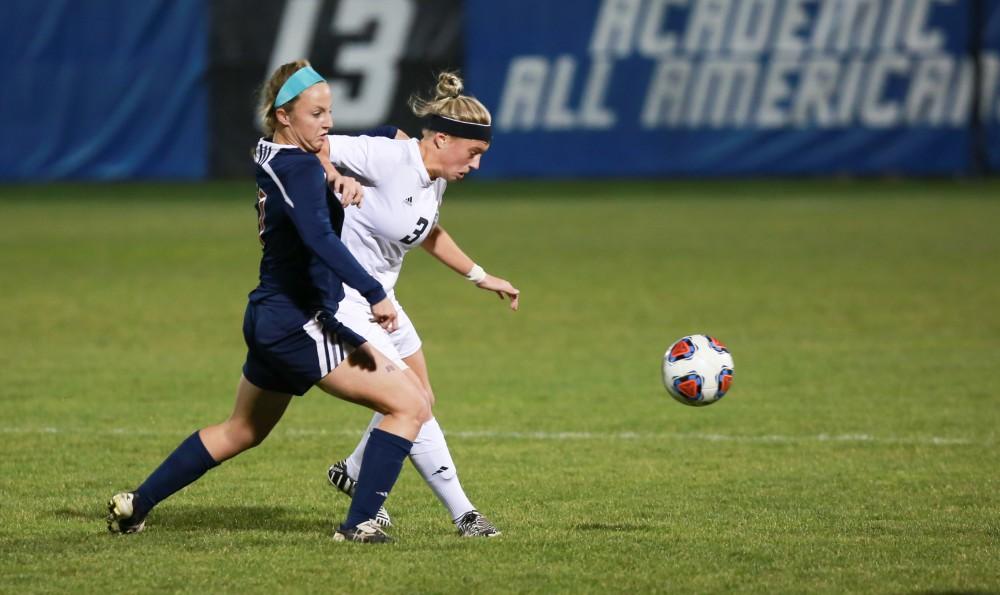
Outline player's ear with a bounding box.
[275,107,292,127]
[433,132,449,149]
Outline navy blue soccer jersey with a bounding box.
[249,138,386,312]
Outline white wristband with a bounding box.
[465,264,487,283]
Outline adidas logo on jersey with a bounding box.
[403,196,413,206]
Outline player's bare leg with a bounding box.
[108,377,292,534]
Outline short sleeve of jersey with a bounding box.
[327,135,408,183]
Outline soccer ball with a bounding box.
[662,334,734,406]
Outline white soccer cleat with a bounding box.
[106,492,146,534]
[454,510,501,537]
[333,519,393,544]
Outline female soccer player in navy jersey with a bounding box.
[106,60,428,543]
[316,72,519,537]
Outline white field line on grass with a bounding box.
[0,427,990,447]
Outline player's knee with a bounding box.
[394,383,432,426]
[414,397,432,425]
[408,375,434,411]
[224,419,268,451]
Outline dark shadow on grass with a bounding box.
[54,505,325,534]
[54,508,96,521]
[573,522,645,532]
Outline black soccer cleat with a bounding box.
[106,492,146,534]
[327,460,392,527]
[454,510,501,537]
[333,519,393,544]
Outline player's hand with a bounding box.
[476,275,520,311]
[316,136,363,207]
[330,174,364,208]
[369,297,398,332]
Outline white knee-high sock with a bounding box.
[345,413,382,479]
[346,414,475,521]
[409,418,475,521]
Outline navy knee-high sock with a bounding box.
[342,428,412,530]
[133,431,220,517]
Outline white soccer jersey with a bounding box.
[326,135,447,304]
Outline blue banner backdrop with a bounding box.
[0,1,208,180]
[465,0,1000,177]
[984,0,1000,172]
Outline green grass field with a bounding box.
[1,179,998,593]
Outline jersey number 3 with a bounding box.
[400,217,429,245]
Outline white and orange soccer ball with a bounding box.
[662,334,734,406]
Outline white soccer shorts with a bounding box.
[335,294,423,368]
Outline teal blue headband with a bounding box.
[273,66,325,108]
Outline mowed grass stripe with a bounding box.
[0,426,987,446]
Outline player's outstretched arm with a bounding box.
[421,224,520,311]
[279,159,389,306]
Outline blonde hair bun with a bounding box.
[408,70,491,126]
[435,72,463,100]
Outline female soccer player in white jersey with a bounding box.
[106,60,429,544]
[316,72,519,537]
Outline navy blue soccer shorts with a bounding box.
[241,301,363,396]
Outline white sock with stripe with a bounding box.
[408,417,475,521]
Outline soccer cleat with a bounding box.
[327,460,392,527]
[326,460,356,494]
[333,519,393,544]
[454,510,501,537]
[106,492,146,534]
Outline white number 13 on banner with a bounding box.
[269,0,415,129]
[329,0,413,128]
